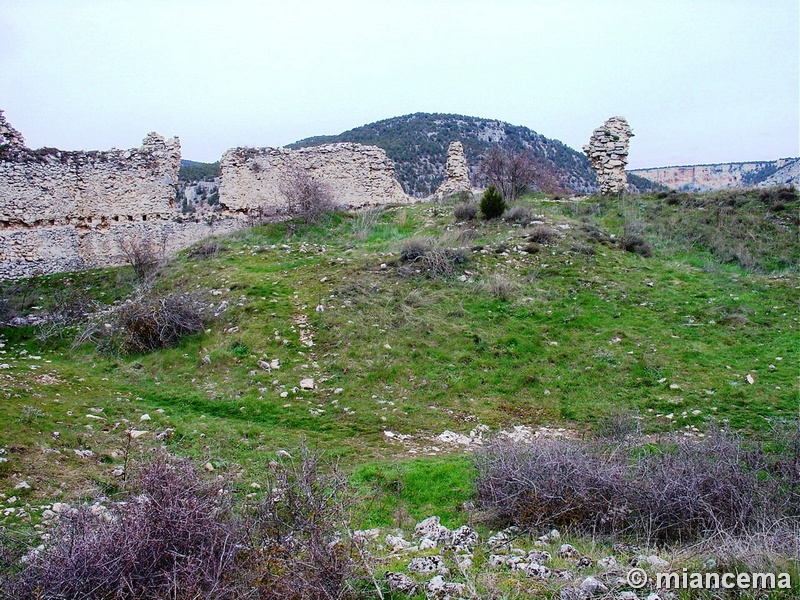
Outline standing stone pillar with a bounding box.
[433,141,472,199]
[583,116,633,195]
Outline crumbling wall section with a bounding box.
[0,115,202,278]
[219,143,410,213]
[1,115,414,280]
[432,141,473,200]
[583,116,633,195]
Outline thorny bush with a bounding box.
[1,453,245,600]
[76,290,208,354]
[474,426,797,543]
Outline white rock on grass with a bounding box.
[385,571,417,594]
[449,524,478,551]
[426,575,465,598]
[560,587,590,600]
[488,554,507,569]
[414,516,451,543]
[526,563,552,579]
[385,534,410,552]
[352,528,381,544]
[646,554,669,569]
[558,543,580,559]
[419,537,438,550]
[408,555,449,576]
[487,526,519,549]
[597,555,618,570]
[527,549,552,564]
[539,528,561,543]
[580,576,609,596]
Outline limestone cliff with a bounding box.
[630,158,799,192]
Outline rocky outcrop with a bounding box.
[630,157,800,192]
[432,141,472,199]
[583,117,633,195]
[219,143,410,214]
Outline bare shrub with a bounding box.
[621,221,653,257]
[478,147,542,201]
[188,240,221,260]
[481,273,519,302]
[399,237,431,262]
[116,293,206,354]
[474,437,630,535]
[77,291,207,354]
[118,234,165,282]
[453,201,479,221]
[35,288,98,342]
[634,431,770,542]
[248,446,360,600]
[526,225,558,244]
[4,453,244,600]
[280,167,336,223]
[422,248,466,279]
[475,428,792,544]
[767,418,800,513]
[503,205,533,224]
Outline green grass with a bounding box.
[0,191,797,514]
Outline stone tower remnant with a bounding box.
[0,110,26,149]
[583,116,633,194]
[433,141,472,199]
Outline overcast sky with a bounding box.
[1,0,797,168]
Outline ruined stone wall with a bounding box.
[583,116,633,195]
[0,116,225,279]
[219,143,410,213]
[432,141,473,200]
[1,112,413,279]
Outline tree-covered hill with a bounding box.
[179,159,220,182]
[288,112,601,197]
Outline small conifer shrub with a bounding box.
[480,185,506,220]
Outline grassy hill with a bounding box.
[0,187,797,597]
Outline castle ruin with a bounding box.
[432,141,473,200]
[583,116,634,195]
[0,111,412,279]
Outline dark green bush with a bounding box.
[479,185,506,220]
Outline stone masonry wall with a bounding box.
[432,141,472,200]
[219,143,410,213]
[1,113,412,280]
[583,116,633,195]
[0,113,239,279]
